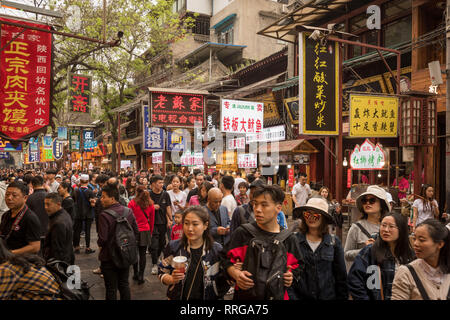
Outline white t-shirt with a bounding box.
[292,183,311,208]
[413,199,438,226]
[307,239,321,253]
[167,190,187,216]
[234,178,246,197]
[221,194,237,219]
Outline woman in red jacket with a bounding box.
[128,185,155,284]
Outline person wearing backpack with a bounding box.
[344,185,389,272]
[229,179,265,234]
[222,185,304,300]
[73,174,96,255]
[98,184,139,300]
[288,197,348,300]
[392,219,450,300]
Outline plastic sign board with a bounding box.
[152,152,163,164]
[221,99,263,134]
[238,153,257,169]
[350,139,386,170]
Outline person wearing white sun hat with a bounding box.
[344,185,390,272]
[289,197,348,300]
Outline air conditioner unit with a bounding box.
[281,4,289,13]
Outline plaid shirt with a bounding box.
[0,262,61,300]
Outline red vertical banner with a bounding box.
[288,168,295,188]
[347,168,352,188]
[69,73,91,113]
[0,18,52,140]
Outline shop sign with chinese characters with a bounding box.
[238,153,257,169]
[69,73,91,113]
[42,135,53,161]
[28,137,39,162]
[83,130,96,151]
[143,105,164,151]
[228,136,246,150]
[349,94,398,137]
[350,139,386,170]
[180,151,204,166]
[167,130,186,151]
[221,99,264,134]
[52,139,64,160]
[0,18,52,140]
[69,129,80,151]
[0,138,22,151]
[150,91,204,128]
[152,152,163,164]
[299,32,339,135]
[246,125,285,144]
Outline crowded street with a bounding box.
[0,0,450,309]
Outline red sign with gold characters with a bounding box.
[0,18,52,140]
[150,91,204,128]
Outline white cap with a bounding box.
[80,174,89,181]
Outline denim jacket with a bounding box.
[158,239,230,300]
[288,232,348,300]
[347,244,396,300]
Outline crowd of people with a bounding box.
[0,167,449,301]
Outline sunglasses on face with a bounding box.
[303,211,321,221]
[361,197,377,205]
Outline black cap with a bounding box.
[250,179,265,189]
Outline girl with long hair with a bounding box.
[188,181,213,207]
[392,219,450,300]
[412,185,439,232]
[158,206,230,300]
[348,213,415,300]
[126,177,137,200]
[128,185,155,284]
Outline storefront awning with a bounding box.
[211,13,237,30]
[258,139,318,154]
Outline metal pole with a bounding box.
[117,113,121,174]
[446,0,450,216]
[336,44,343,206]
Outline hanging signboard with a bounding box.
[143,104,164,151]
[69,73,92,113]
[69,129,80,151]
[83,130,96,151]
[57,127,68,140]
[228,137,246,150]
[246,125,285,144]
[0,138,22,151]
[299,32,339,135]
[284,97,299,125]
[52,139,63,160]
[347,168,352,188]
[350,139,386,170]
[150,90,205,128]
[288,168,295,188]
[152,152,163,164]
[221,99,264,134]
[238,153,257,169]
[180,151,204,166]
[121,141,136,156]
[167,130,186,151]
[261,93,279,121]
[349,94,399,137]
[42,135,53,161]
[28,137,39,162]
[0,17,52,140]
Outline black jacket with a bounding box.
[230,203,255,234]
[62,196,75,220]
[43,209,75,265]
[288,232,348,300]
[73,187,95,220]
[26,189,48,237]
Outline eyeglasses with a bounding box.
[303,211,321,221]
[380,223,398,230]
[361,197,377,205]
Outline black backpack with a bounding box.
[240,223,292,300]
[105,208,138,269]
[45,259,91,300]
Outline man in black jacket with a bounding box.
[73,174,96,254]
[26,176,48,248]
[43,193,74,265]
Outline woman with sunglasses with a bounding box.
[344,185,390,271]
[347,213,415,300]
[288,197,348,300]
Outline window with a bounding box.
[217,25,234,44]
[383,0,411,20]
[192,15,210,35]
[172,0,186,13]
[384,15,411,47]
